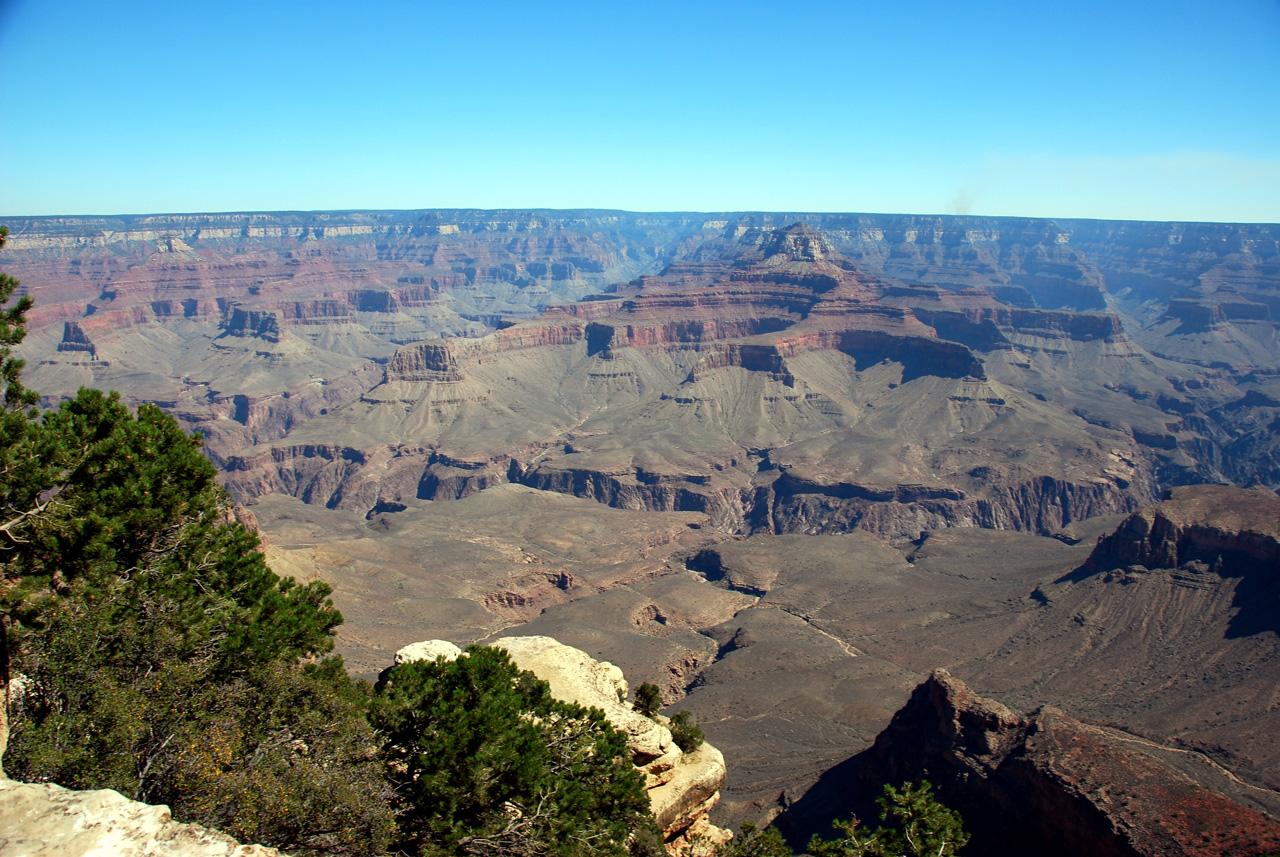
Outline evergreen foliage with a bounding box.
[806,781,968,857]
[0,239,395,854]
[716,821,792,857]
[1,390,396,854]
[0,239,670,855]
[371,646,655,857]
[667,709,704,753]
[714,781,968,857]
[632,681,703,753]
[0,226,40,551]
[633,681,662,718]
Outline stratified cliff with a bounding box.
[1083,483,1280,573]
[215,223,1173,540]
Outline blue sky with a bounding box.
[1,0,1277,222]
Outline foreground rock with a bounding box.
[395,635,732,853]
[0,779,282,857]
[787,670,1280,857]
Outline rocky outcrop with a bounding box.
[383,320,587,382]
[56,320,98,357]
[911,306,1123,346]
[1084,484,1280,573]
[394,636,732,854]
[393,639,464,664]
[0,779,282,857]
[227,437,1143,539]
[850,670,1280,857]
[384,342,465,382]
[220,307,282,342]
[275,299,357,326]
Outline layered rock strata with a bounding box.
[218,223,1166,540]
[1083,483,1280,573]
[10,213,1280,531]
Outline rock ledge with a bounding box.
[0,779,282,857]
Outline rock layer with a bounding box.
[1084,483,1280,573]
[0,779,282,857]
[9,212,1280,535]
[214,223,1178,541]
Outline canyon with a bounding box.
[3,209,1279,847]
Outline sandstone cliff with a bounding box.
[393,636,732,854]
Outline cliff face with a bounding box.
[383,319,588,382]
[1084,483,1280,573]
[834,671,1280,857]
[221,307,282,342]
[215,222,1194,540]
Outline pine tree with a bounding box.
[633,682,662,718]
[0,224,39,768]
[372,646,655,857]
[805,781,969,857]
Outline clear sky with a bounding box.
[1,0,1278,222]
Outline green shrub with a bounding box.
[1,254,392,855]
[634,681,663,717]
[718,821,792,857]
[668,709,704,753]
[806,780,968,857]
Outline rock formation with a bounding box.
[1083,483,1280,574]
[392,635,732,853]
[213,222,1171,541]
[7,211,1279,530]
[0,779,282,857]
[789,670,1280,857]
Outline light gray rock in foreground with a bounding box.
[394,638,464,664]
[0,778,283,857]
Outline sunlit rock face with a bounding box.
[0,779,283,857]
